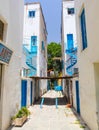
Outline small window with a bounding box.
[0,20,4,41]
[31,36,37,46]
[80,9,87,50]
[42,41,45,50]
[67,8,75,15]
[28,11,35,18]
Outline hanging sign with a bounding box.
[0,43,13,64]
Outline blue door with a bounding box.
[30,81,33,105]
[75,81,80,114]
[21,80,27,107]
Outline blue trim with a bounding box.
[31,36,37,46]
[68,8,75,15]
[21,80,27,107]
[30,81,33,105]
[80,9,87,50]
[31,36,37,54]
[75,81,80,114]
[67,34,74,50]
[28,11,35,18]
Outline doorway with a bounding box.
[75,80,80,114]
[21,80,27,107]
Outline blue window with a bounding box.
[28,11,35,18]
[80,9,87,50]
[67,8,75,15]
[31,36,37,53]
[67,34,74,50]
[31,36,37,46]
[42,41,45,50]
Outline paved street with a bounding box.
[8,90,90,130]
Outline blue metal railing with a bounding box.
[66,47,77,76]
[23,45,37,77]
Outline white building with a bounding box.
[0,0,24,130]
[23,2,47,97]
[61,0,79,113]
[75,0,99,129]
[61,0,77,76]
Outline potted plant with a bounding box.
[11,107,30,126]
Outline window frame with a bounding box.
[80,8,88,50]
[28,10,35,18]
[31,36,37,46]
[67,8,75,15]
[31,36,37,54]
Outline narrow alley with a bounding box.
[8,90,90,130]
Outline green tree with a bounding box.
[47,42,62,75]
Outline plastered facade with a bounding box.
[75,0,99,129]
[0,0,24,130]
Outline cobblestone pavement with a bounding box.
[8,90,90,130]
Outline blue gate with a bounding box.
[75,81,80,114]
[21,80,27,107]
[30,81,33,105]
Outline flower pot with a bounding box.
[12,115,27,126]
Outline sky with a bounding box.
[24,0,62,43]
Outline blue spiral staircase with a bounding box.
[66,47,77,76]
[23,45,37,77]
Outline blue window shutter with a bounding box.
[31,36,37,53]
[80,9,87,50]
[31,36,37,46]
[28,11,35,18]
[67,34,74,50]
[68,8,75,15]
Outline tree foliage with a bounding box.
[47,42,62,74]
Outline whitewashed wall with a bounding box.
[23,3,47,96]
[62,0,77,75]
[24,3,40,51]
[61,0,77,99]
[75,0,99,129]
[0,0,24,130]
[39,4,47,94]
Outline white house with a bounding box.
[75,0,99,129]
[0,0,24,130]
[23,2,47,97]
[61,0,79,113]
[61,0,77,76]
